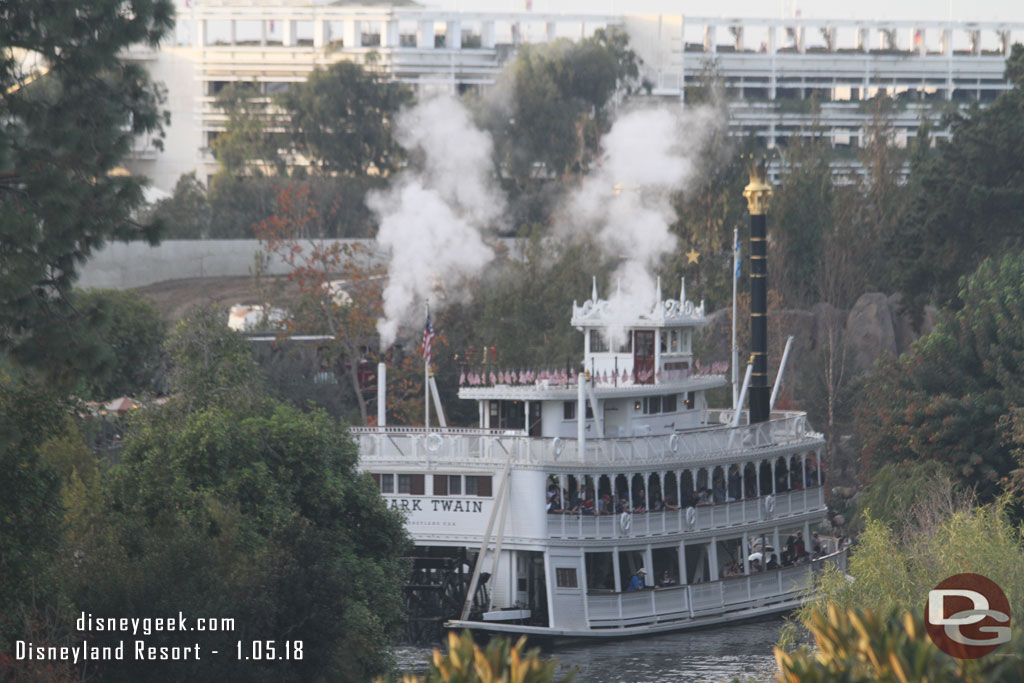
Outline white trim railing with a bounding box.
[584,550,846,630]
[547,486,825,540]
[354,412,821,468]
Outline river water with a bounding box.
[394,615,786,682]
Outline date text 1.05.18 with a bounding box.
[236,640,303,660]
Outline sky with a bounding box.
[423,0,1024,23]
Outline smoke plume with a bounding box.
[370,96,504,347]
[560,106,720,344]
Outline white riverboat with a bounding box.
[353,276,846,641]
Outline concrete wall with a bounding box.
[77,238,525,290]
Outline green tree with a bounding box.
[0,0,174,381]
[277,61,413,177]
[887,47,1024,315]
[73,288,167,400]
[478,27,644,200]
[149,171,212,239]
[211,81,283,178]
[857,252,1024,499]
[62,310,410,682]
[0,379,65,643]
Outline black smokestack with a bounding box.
[743,158,772,424]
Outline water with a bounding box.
[394,616,785,682]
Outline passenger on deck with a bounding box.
[597,493,612,515]
[664,493,680,511]
[626,568,647,591]
[794,532,807,561]
[728,467,742,501]
[811,532,822,557]
[766,554,779,570]
[660,570,676,587]
[650,493,664,512]
[697,488,712,506]
[581,491,595,515]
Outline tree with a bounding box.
[477,27,644,201]
[73,288,167,400]
[255,184,396,424]
[62,309,410,682]
[149,172,212,239]
[0,0,174,381]
[887,48,1024,315]
[857,252,1024,499]
[211,81,283,179]
[277,61,413,177]
[0,379,65,637]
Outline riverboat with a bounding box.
[354,165,846,641]
[353,277,846,641]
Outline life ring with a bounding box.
[669,433,680,454]
[620,512,632,532]
[685,506,696,527]
[552,437,565,458]
[765,494,775,515]
[425,432,444,453]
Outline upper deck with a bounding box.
[352,409,821,471]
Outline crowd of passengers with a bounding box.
[545,463,821,515]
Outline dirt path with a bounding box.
[133,276,301,322]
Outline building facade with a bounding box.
[124,1,1024,192]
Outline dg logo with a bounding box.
[925,573,1011,659]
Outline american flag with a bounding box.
[422,306,435,367]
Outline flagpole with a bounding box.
[424,301,431,433]
[732,227,739,410]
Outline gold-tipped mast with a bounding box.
[742,155,773,424]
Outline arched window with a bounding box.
[663,471,679,509]
[631,473,647,512]
[759,461,772,496]
[743,463,757,498]
[775,457,789,493]
[681,470,695,507]
[648,472,663,511]
[711,466,726,503]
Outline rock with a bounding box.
[845,292,897,375]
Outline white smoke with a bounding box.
[560,106,720,344]
[370,96,504,347]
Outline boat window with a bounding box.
[465,475,492,496]
[618,551,646,590]
[555,568,578,588]
[652,547,680,586]
[380,473,394,494]
[589,329,608,353]
[449,475,462,495]
[615,333,632,353]
[670,329,680,353]
[585,552,615,590]
[433,474,448,495]
[563,401,575,420]
[663,394,677,413]
[397,474,424,495]
[684,542,710,583]
[660,330,668,352]
[645,396,662,414]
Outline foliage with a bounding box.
[0,379,65,639]
[379,631,573,683]
[887,48,1024,315]
[0,0,173,382]
[776,606,1024,682]
[148,171,212,238]
[850,461,955,534]
[857,252,1024,499]
[277,61,413,177]
[477,27,644,206]
[789,499,1024,633]
[72,288,167,400]
[56,306,411,681]
[211,81,283,178]
[770,123,833,307]
[164,305,263,411]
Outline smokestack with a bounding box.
[743,157,772,424]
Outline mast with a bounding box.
[743,157,773,424]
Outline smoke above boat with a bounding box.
[559,106,721,347]
[370,96,506,348]
[370,99,721,349]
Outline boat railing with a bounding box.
[583,549,847,630]
[547,486,825,540]
[354,411,821,467]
